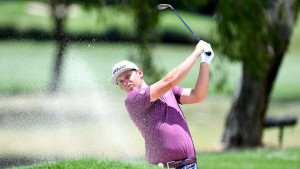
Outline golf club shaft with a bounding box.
[169,6,200,42]
[168,6,211,56]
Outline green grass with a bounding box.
[0,0,213,37]
[1,40,300,97]
[12,149,300,169]
[0,1,129,34]
[14,158,160,169]
[0,41,55,93]
[1,1,299,168]
[1,1,299,96]
[198,148,300,169]
[0,1,53,32]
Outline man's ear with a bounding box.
[137,68,143,78]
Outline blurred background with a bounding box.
[0,0,299,168]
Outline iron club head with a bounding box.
[157,4,171,10]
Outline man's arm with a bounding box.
[180,44,214,104]
[180,62,209,104]
[150,41,208,102]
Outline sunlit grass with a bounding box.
[1,40,300,97]
[198,148,300,169]
[11,149,300,169]
[0,0,213,37]
[13,158,160,169]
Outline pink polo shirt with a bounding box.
[125,86,196,164]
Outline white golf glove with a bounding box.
[195,40,208,54]
[200,43,214,64]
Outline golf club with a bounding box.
[157,4,211,56]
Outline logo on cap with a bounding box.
[113,65,126,75]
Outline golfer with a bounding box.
[109,40,214,169]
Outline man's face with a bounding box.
[117,69,142,93]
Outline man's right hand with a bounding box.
[193,40,208,57]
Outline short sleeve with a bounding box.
[171,86,184,104]
[125,86,151,115]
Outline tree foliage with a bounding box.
[216,0,271,78]
[128,0,163,83]
[216,0,300,148]
[216,0,300,78]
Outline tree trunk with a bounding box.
[221,0,299,148]
[130,0,162,83]
[49,1,69,93]
[50,17,68,93]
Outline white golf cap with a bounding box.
[109,60,139,85]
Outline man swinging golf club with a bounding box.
[109,40,214,169]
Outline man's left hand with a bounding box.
[200,43,214,64]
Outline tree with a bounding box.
[216,0,300,148]
[129,0,163,83]
[49,0,71,93]
[48,0,104,93]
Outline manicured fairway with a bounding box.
[12,148,300,169]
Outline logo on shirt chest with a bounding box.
[139,90,145,94]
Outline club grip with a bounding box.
[195,37,211,56]
[205,51,211,56]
